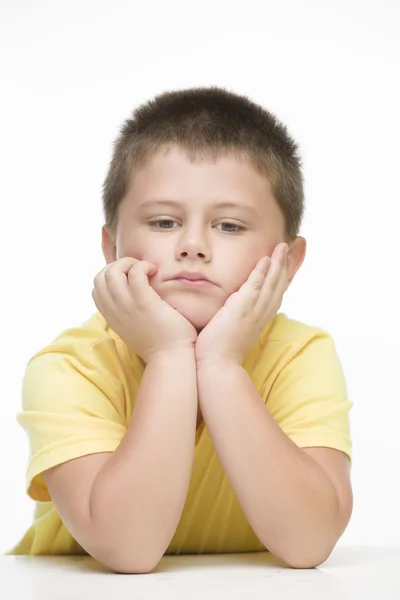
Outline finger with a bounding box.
[92,286,107,315]
[257,244,288,308]
[94,257,141,314]
[254,255,272,277]
[127,259,158,280]
[225,256,271,315]
[102,257,143,308]
[245,255,272,294]
[266,245,286,287]
[224,245,284,312]
[94,272,132,318]
[93,256,139,290]
[127,260,158,295]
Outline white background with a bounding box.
[1,0,399,555]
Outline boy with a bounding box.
[7,86,353,573]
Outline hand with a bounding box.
[195,243,289,367]
[92,257,198,363]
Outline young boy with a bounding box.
[7,86,353,573]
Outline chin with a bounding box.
[156,283,225,330]
[178,308,213,331]
[167,298,219,331]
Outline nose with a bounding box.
[175,227,211,261]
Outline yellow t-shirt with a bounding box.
[6,311,352,556]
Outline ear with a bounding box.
[101,225,117,264]
[287,236,307,286]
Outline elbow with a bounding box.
[83,535,164,575]
[111,560,161,575]
[82,515,168,574]
[100,552,163,575]
[283,552,331,570]
[262,531,336,570]
[282,503,352,569]
[280,543,334,569]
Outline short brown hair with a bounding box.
[102,86,304,242]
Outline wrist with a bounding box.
[146,346,196,365]
[196,358,244,373]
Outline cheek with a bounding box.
[119,237,155,263]
[227,257,257,289]
[224,241,268,282]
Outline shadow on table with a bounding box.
[11,550,292,575]
[16,546,397,577]
[154,551,290,573]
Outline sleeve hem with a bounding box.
[26,437,123,501]
[289,434,353,466]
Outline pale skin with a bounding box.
[101,144,307,425]
[94,144,352,568]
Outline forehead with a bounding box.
[129,145,268,195]
[123,145,284,226]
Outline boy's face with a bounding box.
[102,145,304,332]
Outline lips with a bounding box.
[172,271,212,283]
[167,270,217,287]
[171,277,215,288]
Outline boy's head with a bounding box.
[101,87,306,331]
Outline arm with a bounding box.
[44,348,197,573]
[197,361,353,569]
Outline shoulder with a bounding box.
[244,313,345,393]
[262,312,333,347]
[28,311,114,359]
[22,312,133,410]
[246,313,341,378]
[26,311,138,369]
[265,313,343,372]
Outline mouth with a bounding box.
[168,270,217,287]
[170,278,215,288]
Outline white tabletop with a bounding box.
[1,547,400,599]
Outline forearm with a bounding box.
[90,349,198,572]
[197,362,341,568]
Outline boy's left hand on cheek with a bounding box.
[195,243,289,367]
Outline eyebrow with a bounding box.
[137,198,258,215]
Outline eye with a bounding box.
[215,222,245,233]
[148,220,245,233]
[149,219,178,230]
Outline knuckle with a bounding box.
[268,272,280,288]
[130,261,141,272]
[93,267,107,284]
[250,276,264,290]
[104,265,114,281]
[123,256,139,265]
[128,265,141,281]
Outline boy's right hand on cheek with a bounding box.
[92,257,197,363]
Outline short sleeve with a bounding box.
[17,339,128,502]
[265,332,353,464]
